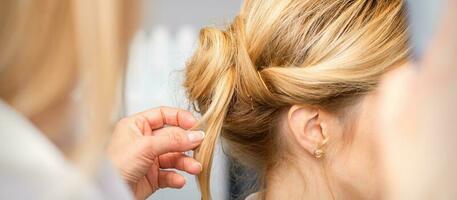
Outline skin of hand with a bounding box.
[376,2,457,199]
[107,106,205,200]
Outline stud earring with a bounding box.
[313,148,324,159]
[313,134,328,159]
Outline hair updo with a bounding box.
[184,0,409,199]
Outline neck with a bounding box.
[264,159,335,200]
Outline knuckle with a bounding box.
[134,116,148,130]
[116,117,130,128]
[168,132,185,148]
[157,106,170,111]
[141,138,159,158]
[120,117,131,124]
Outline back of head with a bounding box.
[184,0,409,199]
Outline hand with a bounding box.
[107,107,205,200]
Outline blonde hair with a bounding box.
[0,0,137,172]
[184,0,409,199]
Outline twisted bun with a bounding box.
[184,0,409,199]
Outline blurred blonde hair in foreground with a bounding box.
[0,0,137,173]
[184,0,409,199]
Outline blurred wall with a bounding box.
[143,0,242,31]
[407,0,444,57]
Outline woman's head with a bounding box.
[184,0,409,199]
[0,0,138,170]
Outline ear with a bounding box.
[287,105,325,157]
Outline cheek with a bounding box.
[330,103,384,198]
[347,123,380,182]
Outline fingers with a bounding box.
[134,106,198,130]
[144,126,205,156]
[159,153,202,175]
[158,170,186,189]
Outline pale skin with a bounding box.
[264,1,457,199]
[265,91,385,200]
[32,106,204,200]
[376,1,457,199]
[107,107,205,200]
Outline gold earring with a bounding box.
[313,148,324,159]
[313,135,328,159]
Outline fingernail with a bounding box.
[188,131,205,143]
[193,162,203,172]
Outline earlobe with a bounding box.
[287,105,327,158]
